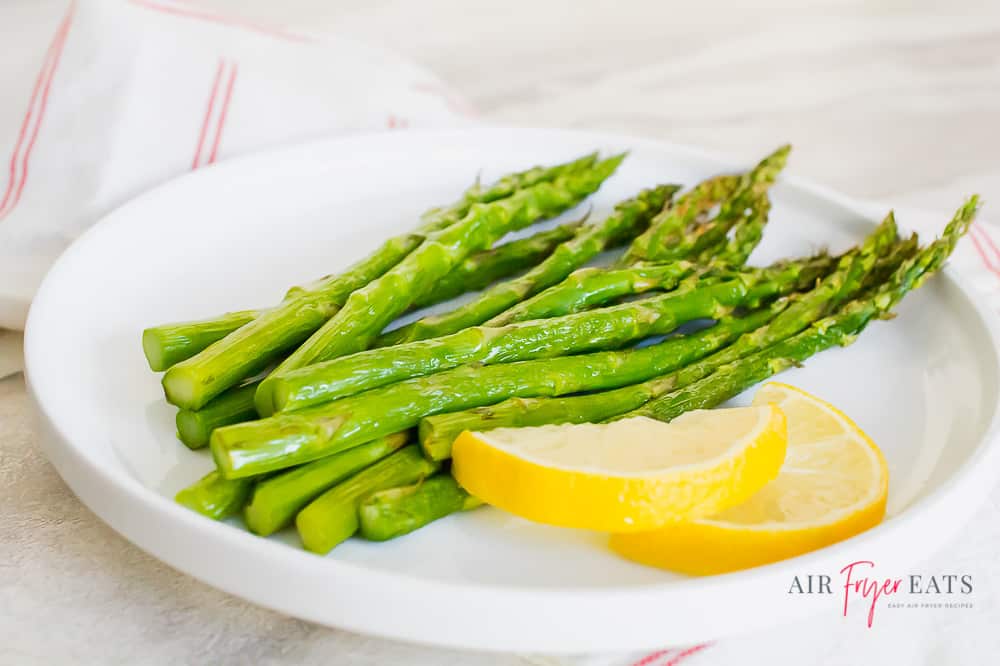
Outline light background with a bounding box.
[2,1,999,664]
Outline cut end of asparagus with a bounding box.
[176,410,211,449]
[142,328,170,373]
[253,379,276,417]
[162,366,201,409]
[175,471,252,521]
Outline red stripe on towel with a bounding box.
[128,0,312,43]
[663,643,711,665]
[629,649,675,666]
[968,226,1000,280]
[192,60,225,170]
[0,2,75,221]
[973,223,1000,266]
[206,63,238,165]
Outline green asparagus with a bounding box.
[259,255,832,416]
[416,213,903,459]
[699,191,771,267]
[377,184,678,346]
[416,303,782,460]
[143,310,261,373]
[359,474,481,542]
[252,155,626,415]
[209,257,835,479]
[175,471,253,521]
[296,445,440,554]
[620,174,742,265]
[631,198,977,422]
[143,221,587,372]
[244,432,408,536]
[175,381,260,449]
[483,184,775,331]
[160,153,603,410]
[485,262,699,325]
[409,218,586,309]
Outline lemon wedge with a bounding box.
[451,406,786,532]
[610,382,888,574]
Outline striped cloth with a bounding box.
[0,0,471,332]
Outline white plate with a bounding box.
[25,128,1000,653]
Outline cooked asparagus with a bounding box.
[175,381,260,449]
[359,474,481,542]
[143,221,586,372]
[160,153,604,410]
[251,155,625,415]
[243,433,408,536]
[416,212,903,458]
[295,445,439,554]
[258,255,833,416]
[377,184,677,346]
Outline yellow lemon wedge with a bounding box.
[610,382,889,574]
[451,406,786,532]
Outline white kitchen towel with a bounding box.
[0,0,470,333]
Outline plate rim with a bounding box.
[23,126,1000,652]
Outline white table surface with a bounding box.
[3,1,1000,664]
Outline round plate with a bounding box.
[25,128,1000,653]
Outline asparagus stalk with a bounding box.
[416,213,904,459]
[699,191,771,267]
[484,262,698,325]
[210,258,834,480]
[631,198,977,422]
[619,145,789,266]
[620,174,742,266]
[483,186,775,330]
[243,432,408,536]
[159,153,602,410]
[143,222,586,372]
[377,184,678,346]
[143,310,261,372]
[409,219,586,309]
[252,155,626,415]
[175,471,253,521]
[416,302,783,460]
[295,445,440,554]
[358,474,481,542]
[175,381,260,449]
[258,255,832,416]
[650,146,789,264]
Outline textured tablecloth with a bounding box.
[4,1,1000,664]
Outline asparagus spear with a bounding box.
[620,174,742,266]
[631,198,978,422]
[259,255,832,416]
[409,218,586,309]
[296,445,440,554]
[417,302,784,460]
[243,432,408,536]
[210,257,833,479]
[619,145,789,266]
[699,191,771,267]
[175,381,260,449]
[377,184,678,346]
[143,310,261,373]
[160,153,603,410]
[251,155,626,415]
[359,474,481,542]
[483,188,775,330]
[484,262,699,325]
[651,146,789,264]
[142,222,586,372]
[175,471,253,521]
[416,213,904,459]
